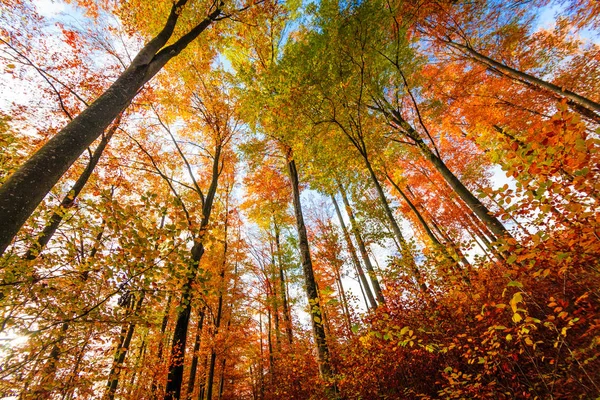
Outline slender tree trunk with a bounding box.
[333,264,352,333]
[445,39,600,117]
[337,183,386,303]
[165,243,204,400]
[266,308,274,382]
[362,162,427,292]
[258,314,264,400]
[274,221,293,344]
[186,308,205,400]
[390,109,511,241]
[0,2,223,256]
[152,294,172,398]
[286,151,334,383]
[105,292,145,400]
[217,357,226,400]
[386,173,460,267]
[269,243,281,351]
[198,353,210,400]
[24,117,119,260]
[165,144,221,400]
[206,206,231,400]
[331,194,377,310]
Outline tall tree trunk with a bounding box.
[217,357,226,400]
[24,117,119,260]
[444,39,600,118]
[165,242,204,400]
[389,109,512,241]
[105,291,145,400]
[186,308,205,400]
[266,308,274,383]
[333,263,352,333]
[386,173,460,267]
[337,183,386,303]
[206,207,230,400]
[165,144,222,400]
[286,151,334,383]
[331,194,377,310]
[269,243,281,351]
[273,221,293,344]
[0,1,223,256]
[363,162,426,292]
[152,294,172,398]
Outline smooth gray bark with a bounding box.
[0,1,222,255]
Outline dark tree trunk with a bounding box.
[0,1,223,256]
[165,144,222,400]
[206,206,231,400]
[331,194,377,310]
[164,243,204,400]
[27,322,69,399]
[186,308,205,399]
[217,357,226,400]
[126,334,147,398]
[285,151,334,382]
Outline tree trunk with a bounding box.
[24,116,119,260]
[269,243,281,351]
[186,308,205,400]
[362,162,427,292]
[105,291,145,400]
[286,151,334,382]
[206,205,231,400]
[126,333,147,399]
[445,39,600,117]
[337,183,386,303]
[217,358,226,400]
[386,173,460,268]
[151,294,172,398]
[0,2,223,256]
[333,263,352,333]
[390,109,511,241]
[273,221,293,344]
[331,194,377,310]
[165,143,222,400]
[26,322,69,399]
[164,243,205,400]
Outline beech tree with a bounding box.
[1,1,599,399]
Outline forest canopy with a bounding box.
[0,0,599,398]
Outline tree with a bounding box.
[0,0,227,255]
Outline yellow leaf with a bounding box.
[513,313,523,323]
